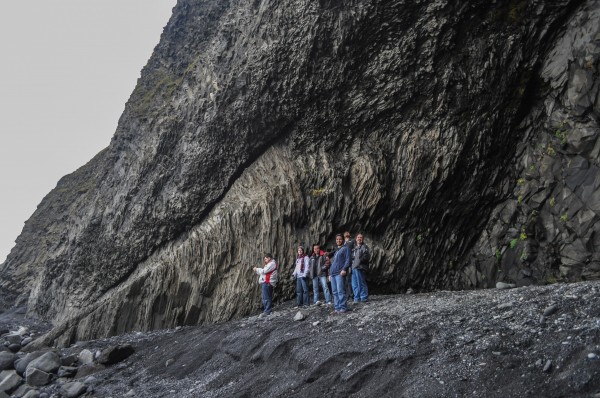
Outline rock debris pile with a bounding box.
[2,281,597,397]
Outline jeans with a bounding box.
[330,274,347,311]
[296,277,309,306]
[312,275,331,304]
[261,283,273,314]
[351,268,368,302]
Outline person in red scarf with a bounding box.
[292,246,310,308]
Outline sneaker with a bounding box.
[330,310,339,315]
[293,306,299,309]
[315,300,322,306]
[258,313,265,318]
[338,309,347,314]
[326,302,332,306]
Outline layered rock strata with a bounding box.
[1,0,599,344]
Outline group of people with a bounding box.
[253,232,371,316]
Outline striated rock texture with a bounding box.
[1,0,600,344]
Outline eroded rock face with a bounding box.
[1,0,599,344]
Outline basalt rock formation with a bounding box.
[1,0,600,345]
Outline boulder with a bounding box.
[15,352,46,376]
[0,353,14,371]
[74,364,104,380]
[97,344,135,365]
[0,370,22,393]
[25,368,52,387]
[26,352,60,374]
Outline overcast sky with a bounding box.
[0,1,177,263]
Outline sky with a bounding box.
[0,1,177,263]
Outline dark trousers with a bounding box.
[296,277,309,306]
[261,283,273,314]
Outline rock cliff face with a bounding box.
[1,0,600,345]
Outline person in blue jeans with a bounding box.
[351,233,370,302]
[252,253,278,317]
[309,244,331,305]
[292,246,310,307]
[328,234,352,313]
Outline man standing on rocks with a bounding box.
[329,234,352,313]
[309,244,331,306]
[292,246,310,308]
[351,233,370,303]
[253,253,278,317]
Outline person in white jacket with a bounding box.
[253,253,278,316]
[292,246,310,308]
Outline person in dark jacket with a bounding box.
[309,244,331,305]
[328,234,352,313]
[351,233,370,302]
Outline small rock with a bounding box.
[20,338,33,347]
[25,368,52,387]
[77,350,94,365]
[587,353,598,359]
[293,311,305,321]
[543,305,559,316]
[535,359,543,366]
[7,344,21,353]
[3,335,22,346]
[0,352,15,371]
[83,375,98,385]
[13,384,34,397]
[124,388,136,397]
[22,389,40,398]
[61,381,87,398]
[539,316,546,324]
[496,282,516,290]
[57,367,78,378]
[165,359,175,367]
[60,354,78,367]
[312,321,320,327]
[543,360,552,373]
[497,302,514,310]
[74,364,104,379]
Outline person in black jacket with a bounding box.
[309,244,331,305]
[351,233,370,302]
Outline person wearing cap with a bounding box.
[253,253,278,317]
[292,246,310,308]
[329,234,352,313]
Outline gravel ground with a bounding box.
[2,281,600,397]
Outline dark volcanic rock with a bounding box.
[0,0,599,348]
[97,344,134,365]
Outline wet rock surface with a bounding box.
[1,282,597,397]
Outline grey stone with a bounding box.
[57,366,78,378]
[20,338,33,347]
[0,352,14,371]
[77,350,94,365]
[97,344,134,366]
[0,370,22,393]
[543,305,559,317]
[61,381,87,398]
[588,352,598,359]
[22,390,40,398]
[74,364,104,380]
[293,311,305,321]
[15,352,46,376]
[0,391,7,398]
[496,282,516,290]
[60,354,78,367]
[83,375,98,385]
[124,389,136,397]
[13,384,34,397]
[7,345,21,353]
[543,360,552,373]
[26,352,60,374]
[25,368,52,387]
[3,335,21,346]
